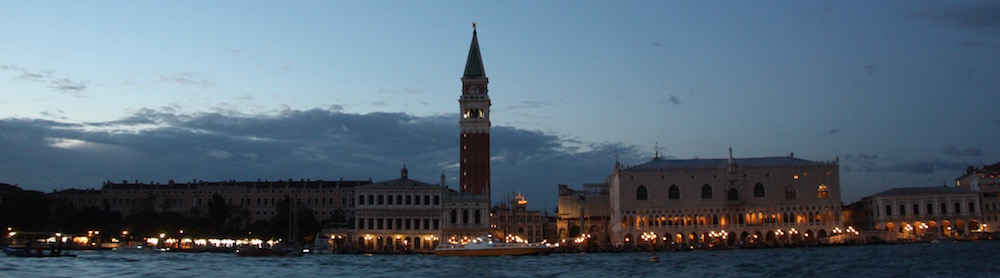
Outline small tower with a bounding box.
[401,164,409,180]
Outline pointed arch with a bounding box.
[668,185,680,200]
[701,184,713,199]
[636,185,648,200]
[754,183,765,197]
[727,188,740,201]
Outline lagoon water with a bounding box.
[3,241,998,277]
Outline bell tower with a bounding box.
[459,24,491,203]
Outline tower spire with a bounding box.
[464,23,486,78]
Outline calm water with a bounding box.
[3,241,998,277]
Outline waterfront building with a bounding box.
[490,192,546,243]
[446,25,493,241]
[956,162,1000,232]
[441,188,490,244]
[609,150,842,247]
[353,166,444,252]
[49,178,369,227]
[320,27,494,251]
[556,183,612,244]
[857,186,984,240]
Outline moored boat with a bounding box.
[235,246,304,257]
[2,246,78,257]
[432,236,552,257]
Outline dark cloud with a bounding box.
[662,95,681,105]
[844,152,968,174]
[942,145,983,157]
[994,119,1000,126]
[504,101,554,110]
[828,128,839,135]
[884,160,968,174]
[909,4,1000,48]
[0,109,641,210]
[159,72,214,88]
[865,63,879,75]
[909,4,1000,30]
[1,64,88,95]
[49,78,88,95]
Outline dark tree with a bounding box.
[0,190,52,231]
[207,193,228,232]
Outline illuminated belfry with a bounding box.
[459,24,491,204]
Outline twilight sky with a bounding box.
[2,1,999,210]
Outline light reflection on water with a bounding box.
[2,241,997,277]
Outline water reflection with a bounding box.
[2,241,998,277]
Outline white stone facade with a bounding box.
[610,153,842,247]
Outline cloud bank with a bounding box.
[0,108,642,210]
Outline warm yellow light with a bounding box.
[160,233,165,238]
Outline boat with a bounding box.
[235,247,294,257]
[2,246,77,257]
[235,245,304,257]
[432,236,552,257]
[930,237,956,244]
[2,232,77,258]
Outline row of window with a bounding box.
[358,194,440,206]
[624,211,839,228]
[449,209,483,225]
[636,184,829,201]
[358,218,440,231]
[629,171,831,181]
[102,196,350,207]
[882,202,976,217]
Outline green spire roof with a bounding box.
[463,29,485,78]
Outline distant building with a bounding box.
[556,183,611,244]
[956,162,1000,232]
[320,27,494,252]
[0,183,23,205]
[443,26,493,243]
[857,186,983,240]
[352,165,444,252]
[609,150,842,247]
[50,178,369,227]
[490,193,545,243]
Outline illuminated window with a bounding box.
[793,175,799,180]
[817,185,829,199]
